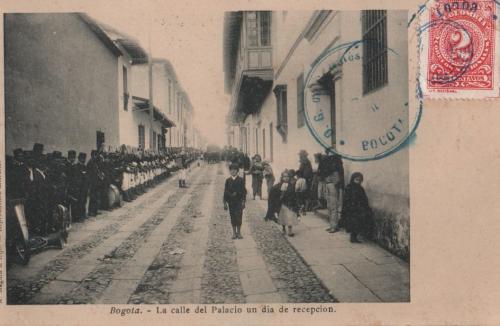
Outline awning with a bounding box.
[132,96,176,128]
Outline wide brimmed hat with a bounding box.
[13,148,24,156]
[33,143,44,153]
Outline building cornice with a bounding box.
[275,10,335,80]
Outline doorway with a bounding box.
[96,131,105,151]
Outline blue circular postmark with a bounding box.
[303,40,423,161]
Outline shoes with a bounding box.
[232,235,237,239]
[325,228,333,232]
[350,238,362,243]
[237,234,243,239]
[329,228,340,233]
[288,233,295,237]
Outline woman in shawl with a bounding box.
[341,172,373,243]
[267,170,300,237]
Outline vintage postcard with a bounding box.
[1,0,499,325]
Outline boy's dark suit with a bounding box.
[223,176,247,227]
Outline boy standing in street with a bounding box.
[223,163,247,239]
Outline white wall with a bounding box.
[241,10,409,215]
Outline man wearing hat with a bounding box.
[87,150,103,217]
[65,150,79,219]
[46,150,68,233]
[6,148,30,200]
[26,143,49,235]
[32,143,47,173]
[74,152,89,220]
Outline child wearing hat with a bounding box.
[223,163,247,239]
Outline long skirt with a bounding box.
[278,205,299,227]
[178,168,187,181]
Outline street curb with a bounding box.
[254,200,338,303]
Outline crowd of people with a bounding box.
[223,146,374,243]
[6,143,201,238]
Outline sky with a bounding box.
[89,7,230,146]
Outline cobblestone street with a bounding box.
[7,163,408,304]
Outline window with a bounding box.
[273,85,287,142]
[138,125,145,149]
[269,122,274,161]
[262,128,266,159]
[158,134,163,151]
[246,11,271,47]
[247,127,250,154]
[297,73,305,128]
[96,131,105,151]
[177,94,181,122]
[123,66,129,111]
[362,10,388,94]
[247,12,258,47]
[255,128,259,155]
[168,79,172,114]
[260,12,271,46]
[153,131,157,150]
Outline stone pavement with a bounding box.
[253,198,410,302]
[8,163,409,304]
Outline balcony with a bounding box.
[224,12,274,122]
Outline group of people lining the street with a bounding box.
[6,142,200,238]
[223,147,374,242]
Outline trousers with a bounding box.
[325,183,341,229]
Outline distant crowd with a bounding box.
[6,143,201,237]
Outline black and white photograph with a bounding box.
[3,9,411,306]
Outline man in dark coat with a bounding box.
[6,148,30,200]
[65,150,79,218]
[87,150,103,217]
[99,151,111,210]
[25,143,49,235]
[74,152,89,220]
[46,151,68,233]
[223,163,247,239]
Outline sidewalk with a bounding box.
[254,197,410,302]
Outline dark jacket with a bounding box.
[266,182,298,218]
[317,154,344,188]
[249,161,264,176]
[223,176,247,206]
[298,158,313,180]
[6,157,30,199]
[342,183,373,234]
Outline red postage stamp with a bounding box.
[420,0,500,98]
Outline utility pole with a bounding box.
[148,25,154,151]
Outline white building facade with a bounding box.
[224,10,410,258]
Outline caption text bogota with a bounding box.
[110,305,336,316]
